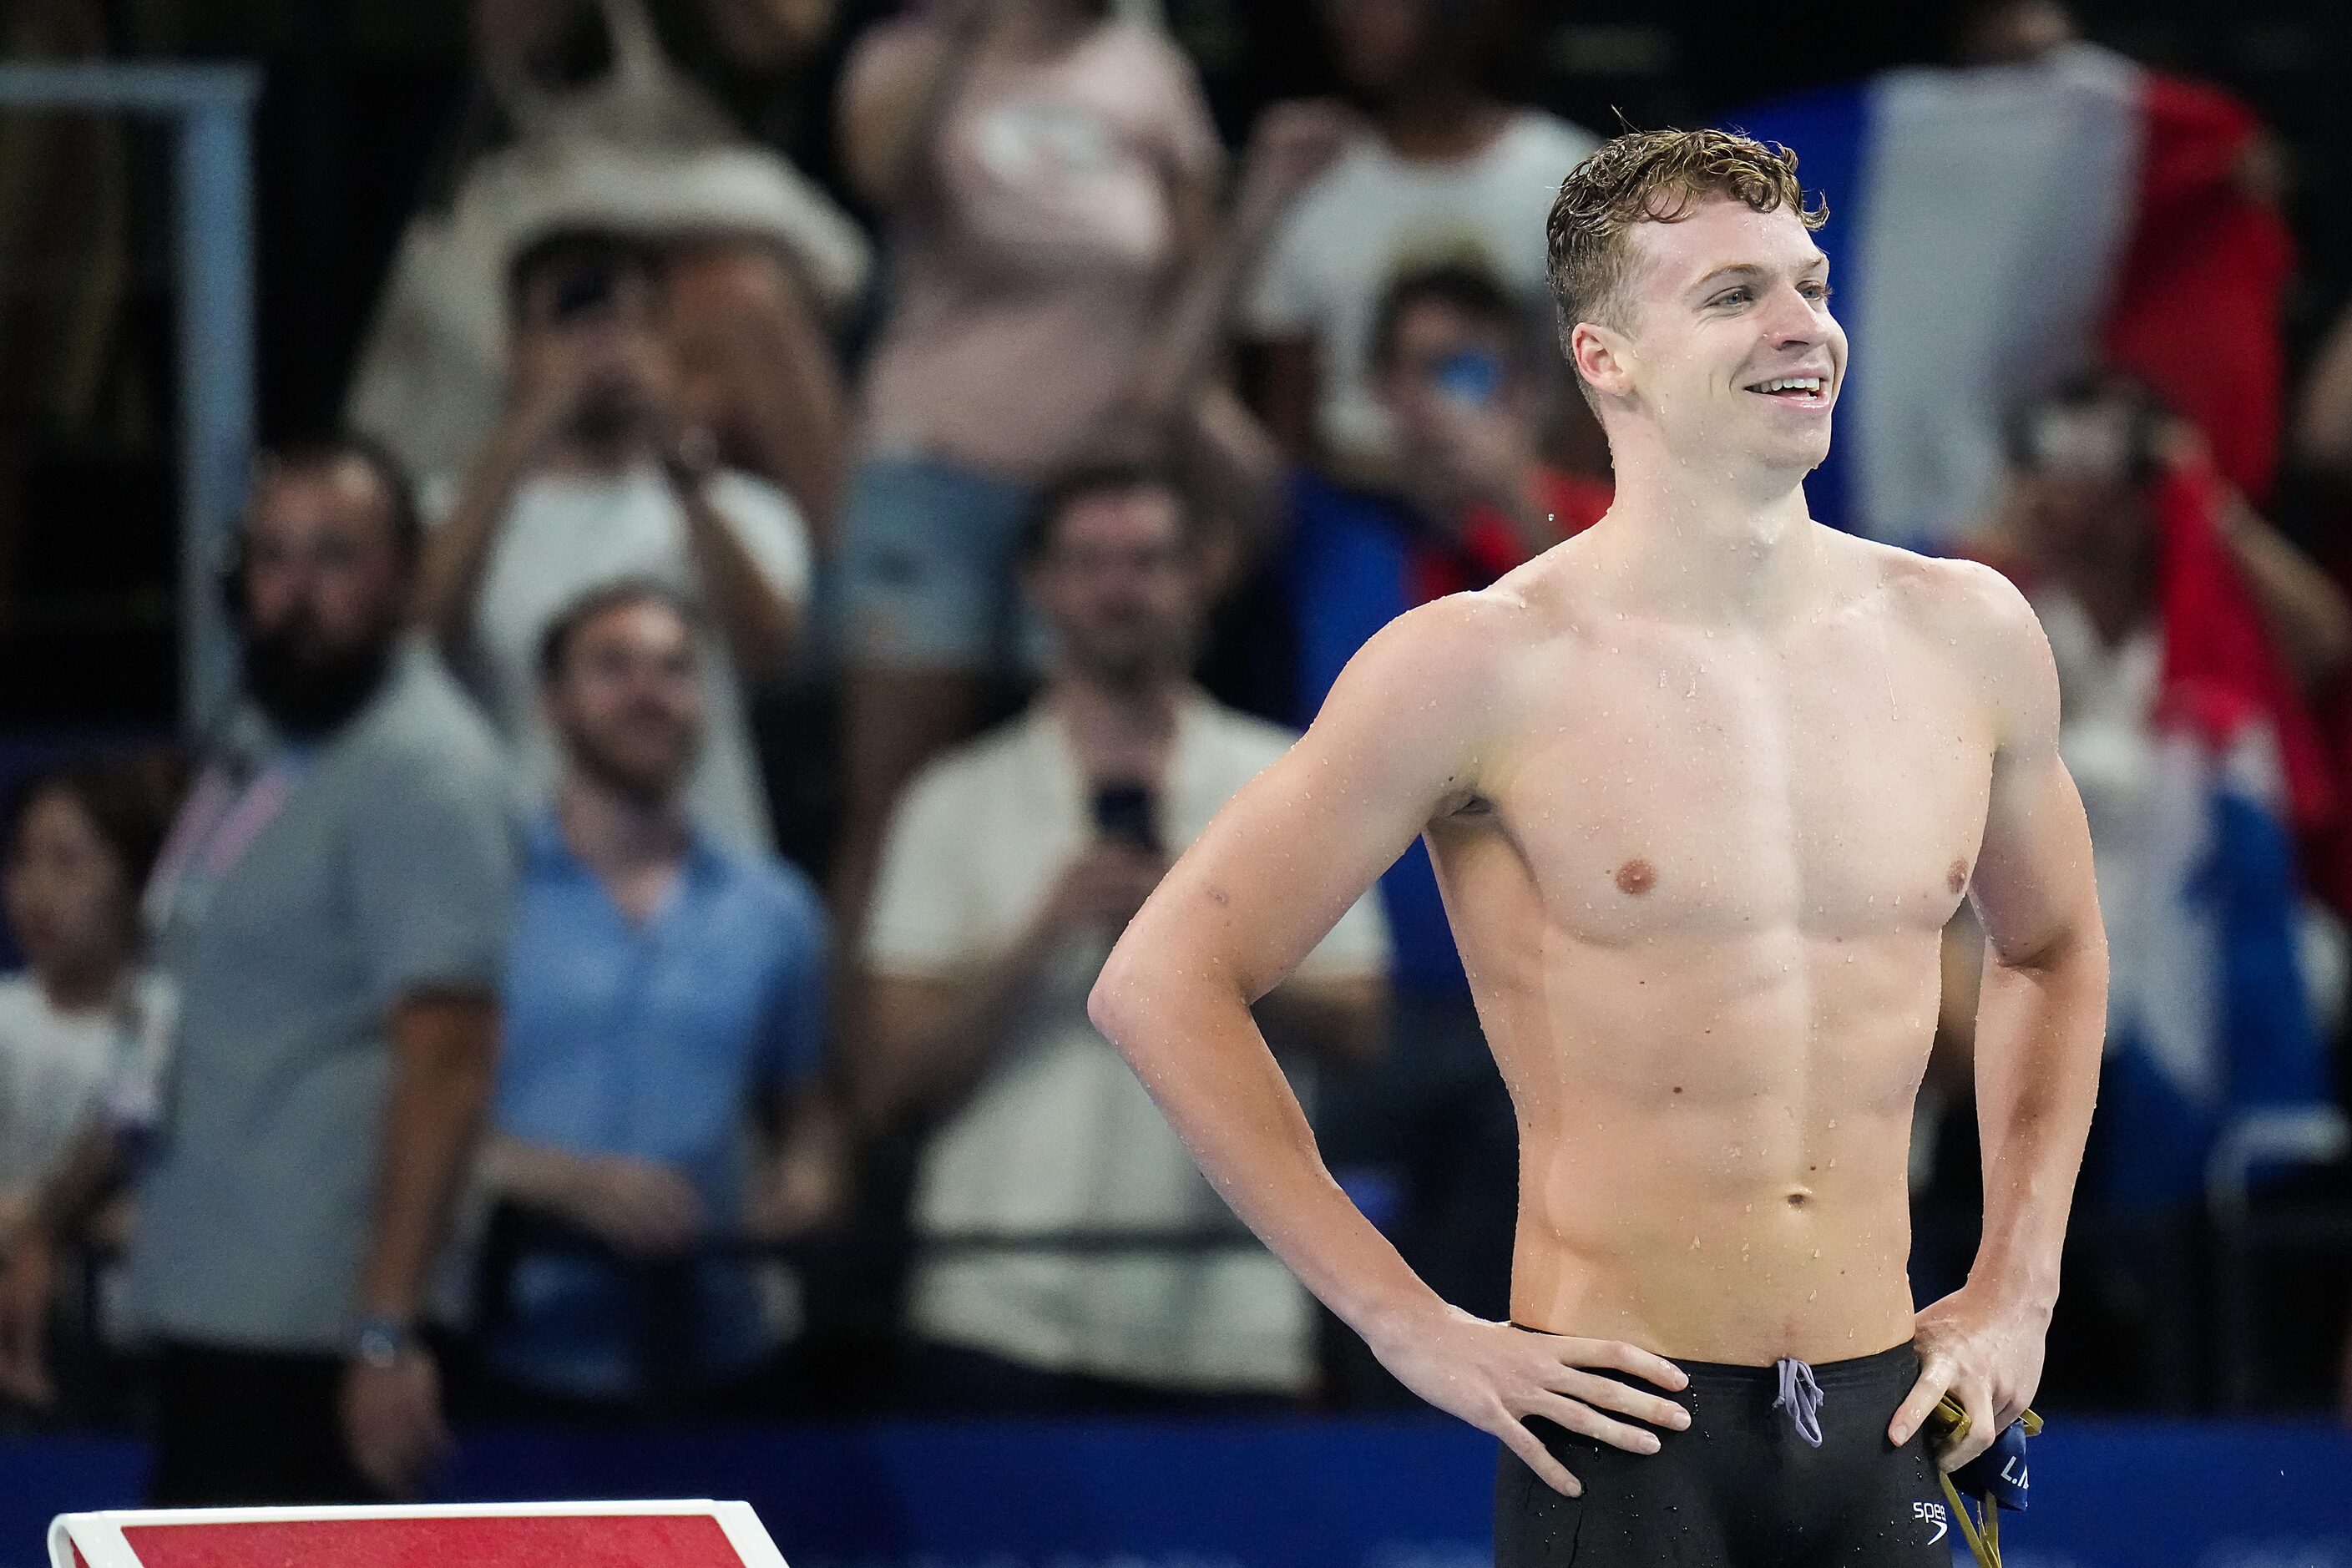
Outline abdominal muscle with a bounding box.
[1480,922,1939,1366]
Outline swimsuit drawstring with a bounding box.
[1772,1357,1825,1448]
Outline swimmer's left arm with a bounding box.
[1890,564,2109,1469]
[1093,602,1693,1498]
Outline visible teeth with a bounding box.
[1755,377,1822,393]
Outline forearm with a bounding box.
[356,999,498,1323]
[416,420,537,649]
[1127,186,1294,430]
[2221,500,2352,690]
[1965,933,2108,1317]
[478,1134,592,1215]
[1092,960,1439,1342]
[21,1120,127,1247]
[848,8,991,212]
[2295,306,2352,478]
[678,480,798,679]
[714,286,850,544]
[861,935,1061,1122]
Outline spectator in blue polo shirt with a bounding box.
[473,579,836,1410]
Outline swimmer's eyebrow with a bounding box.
[1691,253,1831,293]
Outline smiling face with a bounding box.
[543,595,706,805]
[1571,196,1847,486]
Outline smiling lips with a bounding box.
[1747,374,1828,404]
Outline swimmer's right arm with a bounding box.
[1091,598,1690,1495]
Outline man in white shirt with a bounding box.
[418,229,812,850]
[1244,0,1598,478]
[859,463,1391,1408]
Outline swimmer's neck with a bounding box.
[1577,452,1828,625]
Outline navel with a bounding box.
[1946,858,1970,896]
[1615,857,1658,895]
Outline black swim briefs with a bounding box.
[1495,1338,1957,1567]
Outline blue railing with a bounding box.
[0,62,261,726]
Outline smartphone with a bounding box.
[1433,348,1505,408]
[1091,783,1160,853]
[551,262,620,325]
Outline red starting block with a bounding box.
[48,1500,789,1568]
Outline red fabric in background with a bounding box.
[1406,468,1611,604]
[114,1515,750,1568]
[2102,73,2294,506]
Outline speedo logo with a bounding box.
[1913,1500,1950,1545]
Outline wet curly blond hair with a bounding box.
[1545,128,1827,342]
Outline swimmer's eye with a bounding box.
[1707,281,1831,310]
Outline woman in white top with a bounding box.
[0,759,176,1240]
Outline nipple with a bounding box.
[1616,858,1658,895]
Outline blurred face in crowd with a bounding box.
[3,788,138,998]
[1324,0,1427,94]
[1374,295,1538,449]
[544,597,706,806]
[511,255,680,455]
[237,456,412,736]
[2011,401,2152,569]
[1027,486,1202,691]
[1582,195,1845,487]
[1960,0,2077,64]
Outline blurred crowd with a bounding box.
[3,0,2352,1509]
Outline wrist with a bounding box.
[664,427,721,493]
[345,1313,422,1369]
[1347,1280,1452,1357]
[1959,1264,2059,1327]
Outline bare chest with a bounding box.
[1480,621,1994,943]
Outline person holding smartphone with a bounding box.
[1373,262,1614,583]
[856,463,1391,1412]
[417,227,814,852]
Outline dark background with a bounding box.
[4,0,2350,726]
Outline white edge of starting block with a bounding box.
[48,1499,788,1568]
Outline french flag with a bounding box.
[1738,53,2335,1207]
[1733,44,2294,554]
[2097,463,2339,1212]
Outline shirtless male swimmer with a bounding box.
[1088,129,2109,1565]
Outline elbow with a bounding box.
[1089,931,1173,1057]
[1086,951,1141,1050]
[1993,921,2110,1021]
[2299,611,2352,694]
[393,992,501,1093]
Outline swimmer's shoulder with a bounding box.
[1823,529,2031,634]
[1845,534,2058,727]
[1321,586,1555,747]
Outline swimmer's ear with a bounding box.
[1568,319,1635,402]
